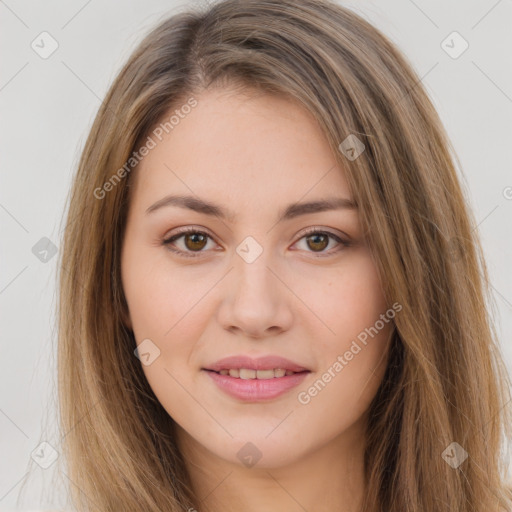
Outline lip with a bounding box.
[202,354,311,402]
[204,369,310,402]
[204,355,310,373]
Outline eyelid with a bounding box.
[164,225,215,240]
[297,225,349,240]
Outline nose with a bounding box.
[216,248,294,339]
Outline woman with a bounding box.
[57,0,512,510]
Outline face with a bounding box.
[121,86,393,469]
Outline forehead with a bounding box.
[131,86,351,210]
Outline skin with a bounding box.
[121,85,393,512]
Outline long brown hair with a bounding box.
[55,0,512,510]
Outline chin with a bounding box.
[208,433,312,470]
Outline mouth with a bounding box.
[201,355,311,401]
[202,368,311,402]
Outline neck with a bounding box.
[176,418,367,512]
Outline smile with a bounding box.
[203,368,310,401]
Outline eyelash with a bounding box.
[162,226,350,259]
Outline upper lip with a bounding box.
[204,355,310,373]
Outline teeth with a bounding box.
[256,369,275,380]
[239,369,256,379]
[217,368,297,379]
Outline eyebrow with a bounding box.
[145,194,357,222]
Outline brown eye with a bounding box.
[183,232,208,251]
[305,233,329,252]
[294,229,349,257]
[163,229,216,258]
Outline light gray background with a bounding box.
[1,0,511,510]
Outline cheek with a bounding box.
[121,250,215,414]
[298,251,388,345]
[296,253,391,407]
[122,243,213,341]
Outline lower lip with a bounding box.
[203,370,310,402]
